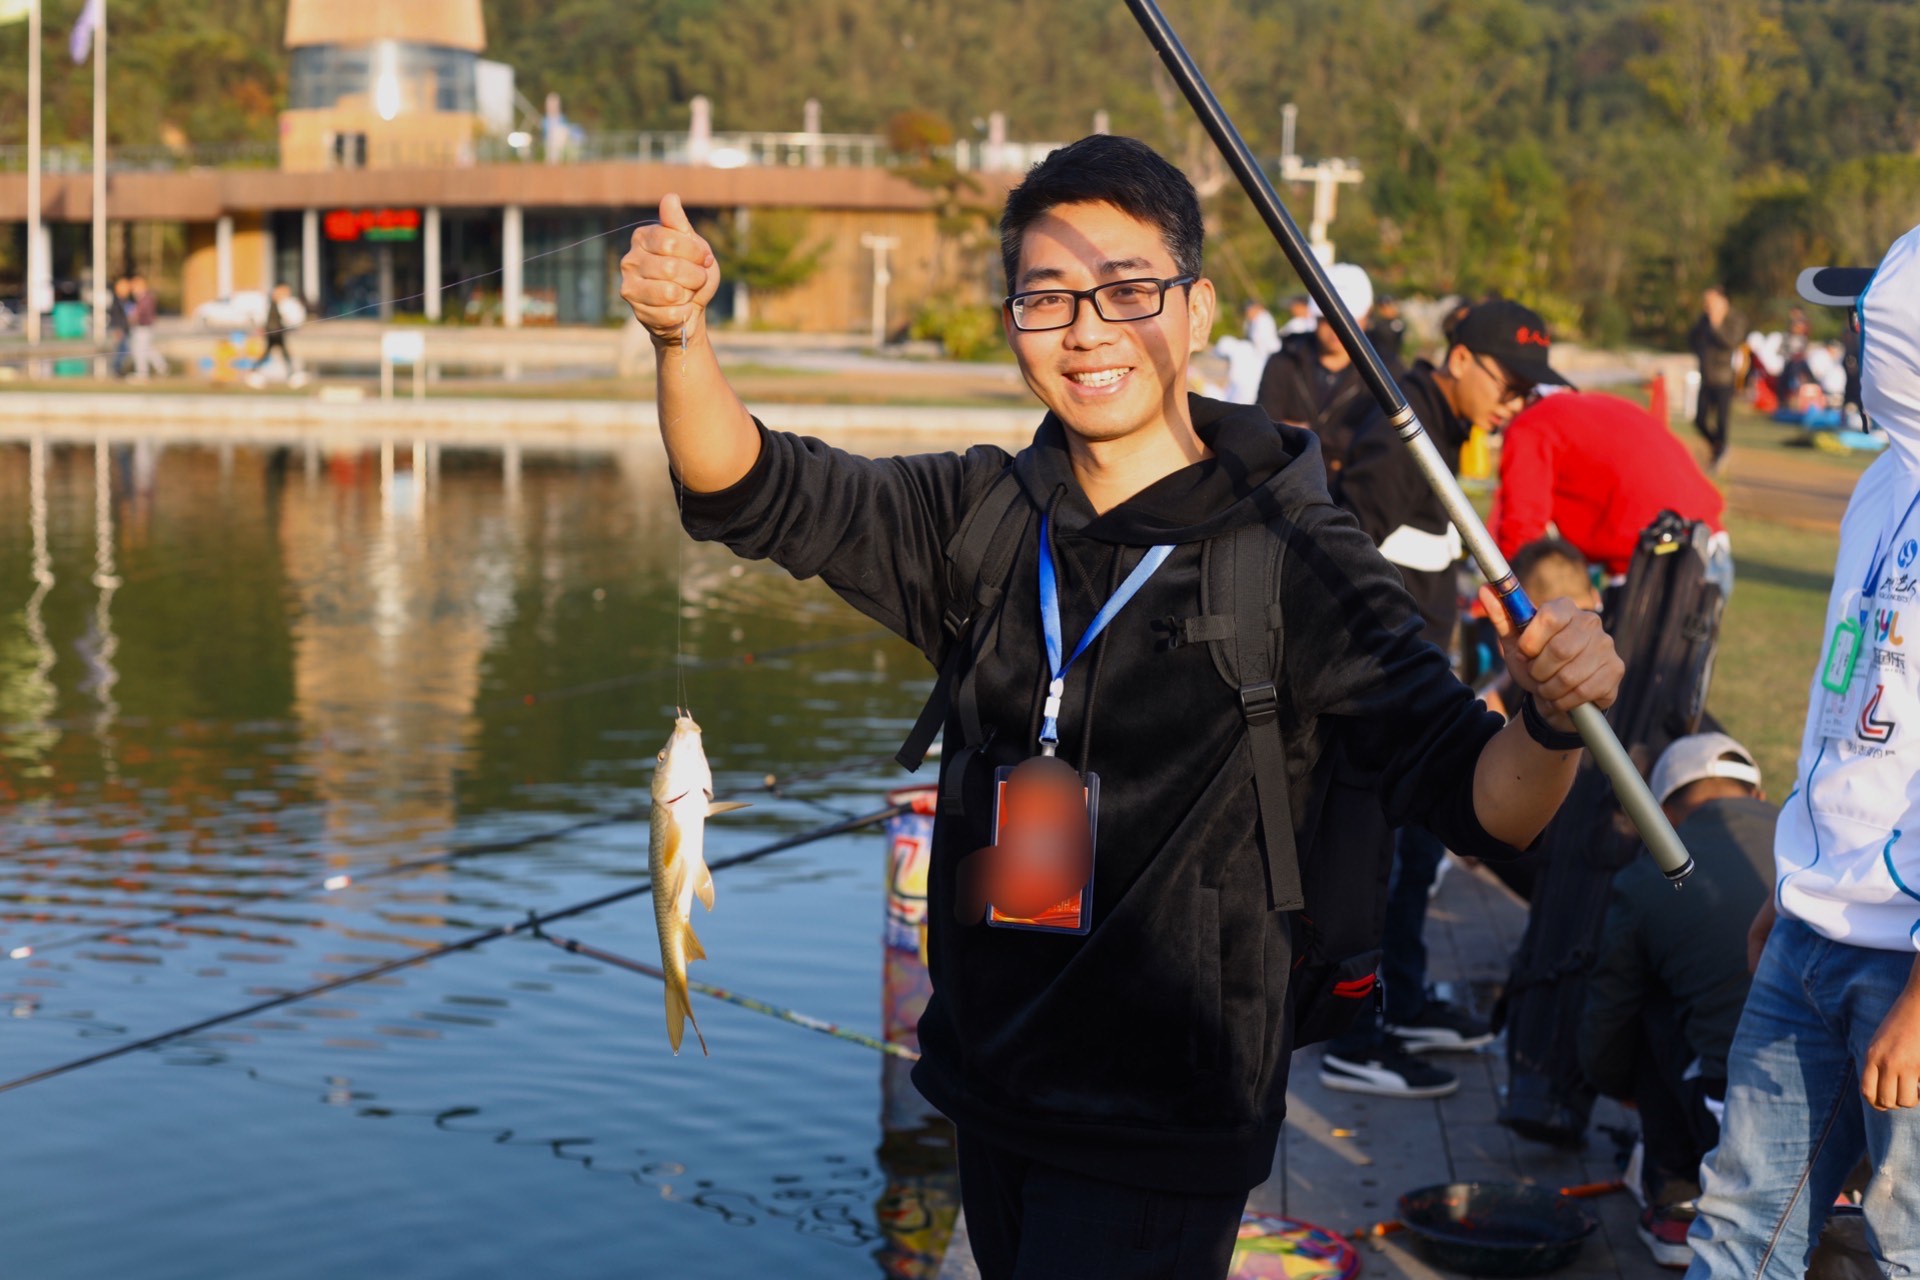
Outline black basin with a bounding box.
[1397,1181,1599,1276]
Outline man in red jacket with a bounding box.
[1493,391,1725,578]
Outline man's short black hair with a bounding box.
[999,135,1204,291]
[1511,537,1590,588]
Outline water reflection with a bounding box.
[279,445,520,867]
[0,433,951,1279]
[0,437,59,776]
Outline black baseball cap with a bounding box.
[1797,266,1876,308]
[1450,300,1571,389]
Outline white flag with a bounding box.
[69,0,101,62]
[0,0,32,27]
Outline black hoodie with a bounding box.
[682,396,1515,1194]
[1255,331,1406,477]
[1335,360,1471,649]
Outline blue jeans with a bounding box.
[1686,916,1920,1278]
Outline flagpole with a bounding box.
[90,0,106,357]
[25,0,40,347]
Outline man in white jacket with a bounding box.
[1686,225,1920,1276]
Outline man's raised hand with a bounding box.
[621,194,721,348]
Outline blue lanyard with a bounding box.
[1036,513,1173,753]
[1861,486,1920,626]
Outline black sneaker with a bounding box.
[1385,998,1494,1053]
[1319,1038,1459,1098]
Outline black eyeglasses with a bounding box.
[1474,353,1533,405]
[1005,275,1196,332]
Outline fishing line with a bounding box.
[488,626,889,710]
[4,748,905,961]
[0,802,905,1096]
[0,217,665,367]
[261,218,662,336]
[532,928,918,1061]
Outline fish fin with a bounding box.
[665,980,708,1057]
[694,863,715,911]
[683,921,707,962]
[707,800,751,815]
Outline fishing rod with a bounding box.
[1122,0,1694,883]
[0,801,906,1096]
[5,749,903,961]
[534,929,918,1062]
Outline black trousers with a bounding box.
[1625,998,1722,1205]
[958,1131,1249,1279]
[1695,382,1734,459]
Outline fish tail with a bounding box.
[665,979,708,1057]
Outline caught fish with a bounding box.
[649,713,748,1055]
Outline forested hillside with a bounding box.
[3,0,1917,339]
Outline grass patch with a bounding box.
[1710,514,1837,791]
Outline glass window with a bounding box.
[289,43,476,114]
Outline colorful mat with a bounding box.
[1229,1211,1361,1280]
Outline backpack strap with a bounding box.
[895,466,1028,771]
[1195,521,1305,912]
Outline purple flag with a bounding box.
[70,0,102,63]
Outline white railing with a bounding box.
[0,132,1063,175]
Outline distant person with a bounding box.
[1279,293,1314,336]
[1688,286,1743,467]
[1685,223,1920,1280]
[1580,733,1773,1269]
[1367,295,1406,362]
[129,274,166,380]
[1841,312,1865,428]
[260,283,302,376]
[1255,263,1400,476]
[107,276,132,378]
[1478,538,1602,722]
[1214,300,1286,404]
[1318,303,1572,1103]
[1493,391,1726,580]
[1340,299,1568,650]
[1242,299,1279,355]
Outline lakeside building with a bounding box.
[0,0,1058,334]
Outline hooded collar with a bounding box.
[1011,395,1329,545]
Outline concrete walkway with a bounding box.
[937,858,1667,1279]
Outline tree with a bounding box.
[702,208,826,296]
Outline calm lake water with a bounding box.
[0,434,957,1279]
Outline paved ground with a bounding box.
[1250,859,1665,1280]
[938,857,1667,1279]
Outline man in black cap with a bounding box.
[1337,299,1571,650]
[1319,301,1572,1100]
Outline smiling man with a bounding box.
[620,135,1621,1280]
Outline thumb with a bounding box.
[1479,585,1514,641]
[660,193,695,235]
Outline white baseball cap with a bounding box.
[1308,263,1374,322]
[1650,732,1762,805]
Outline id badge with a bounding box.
[1821,618,1863,694]
[1817,592,1868,741]
[985,765,1099,934]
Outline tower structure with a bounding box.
[279,0,491,171]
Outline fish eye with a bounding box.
[656,750,666,762]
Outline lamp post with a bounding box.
[25,0,41,346]
[859,233,897,349]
